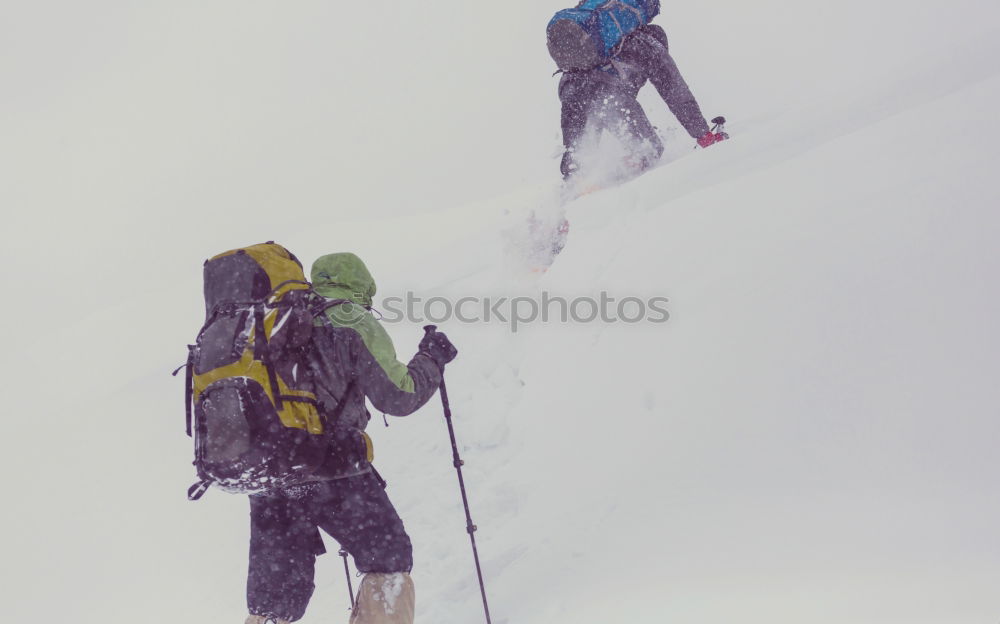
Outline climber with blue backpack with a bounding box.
[547,0,728,180]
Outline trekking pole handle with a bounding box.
[423,325,445,373]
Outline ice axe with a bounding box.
[423,324,492,624]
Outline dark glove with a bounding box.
[419,326,457,369]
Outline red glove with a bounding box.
[697,131,729,148]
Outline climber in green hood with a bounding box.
[245,251,457,624]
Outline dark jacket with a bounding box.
[303,253,442,479]
[306,322,442,432]
[559,25,709,140]
[616,25,708,139]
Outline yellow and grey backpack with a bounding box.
[180,242,361,500]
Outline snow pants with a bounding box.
[558,72,662,179]
[558,25,709,178]
[247,472,413,622]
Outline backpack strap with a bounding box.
[172,345,196,437]
[252,303,285,411]
[184,345,195,437]
[310,297,356,318]
[328,377,358,426]
[315,310,364,434]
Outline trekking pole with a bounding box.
[339,548,356,610]
[423,325,492,624]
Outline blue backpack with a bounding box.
[547,0,661,71]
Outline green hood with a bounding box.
[310,252,376,307]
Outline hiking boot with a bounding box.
[349,573,415,624]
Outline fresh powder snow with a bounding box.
[2,1,998,623]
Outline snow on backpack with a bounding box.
[178,242,371,500]
[547,0,660,71]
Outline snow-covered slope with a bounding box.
[3,1,999,623]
